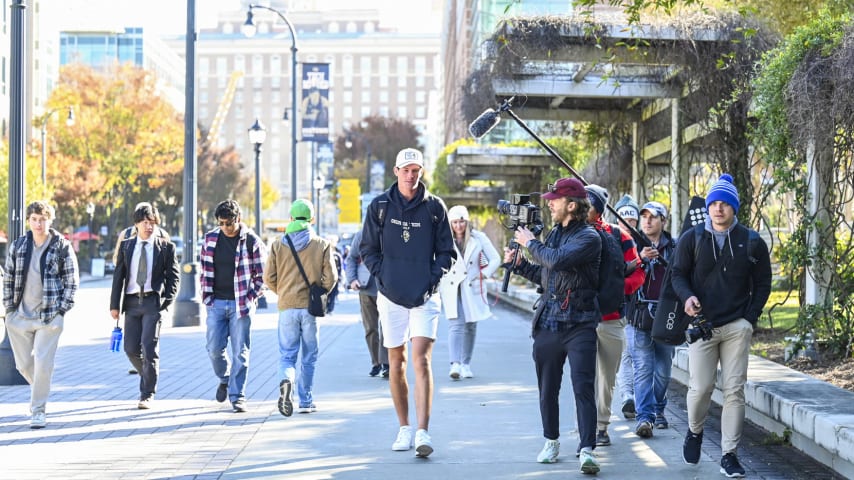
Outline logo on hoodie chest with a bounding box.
[390,218,422,243]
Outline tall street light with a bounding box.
[39,107,75,186]
[248,118,266,236]
[243,4,299,203]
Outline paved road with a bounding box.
[0,279,843,479]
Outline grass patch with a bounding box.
[752,289,799,360]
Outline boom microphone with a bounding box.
[468,96,516,139]
[469,108,502,139]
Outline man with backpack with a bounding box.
[625,201,676,436]
[672,174,771,477]
[585,185,645,445]
[505,177,602,474]
[360,147,455,458]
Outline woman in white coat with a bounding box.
[439,205,501,379]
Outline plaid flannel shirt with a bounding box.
[3,229,79,324]
[200,224,267,317]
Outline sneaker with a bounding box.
[720,452,746,477]
[137,396,153,410]
[232,399,247,413]
[369,364,382,377]
[682,429,703,465]
[460,364,474,378]
[579,447,600,474]
[537,439,560,463]
[128,368,138,374]
[635,420,654,438]
[392,425,413,451]
[30,411,46,429]
[595,429,610,446]
[414,429,433,457]
[298,404,317,414]
[381,364,390,378]
[654,413,669,429]
[621,399,636,419]
[449,362,461,380]
[277,379,293,417]
[216,382,228,403]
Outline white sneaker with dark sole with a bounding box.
[415,429,433,457]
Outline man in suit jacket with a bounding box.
[109,203,180,409]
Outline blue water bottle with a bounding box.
[110,325,123,352]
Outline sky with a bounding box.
[45,0,442,35]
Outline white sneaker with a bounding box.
[414,429,433,457]
[579,447,600,474]
[461,364,474,378]
[392,425,413,451]
[449,362,461,380]
[30,412,46,429]
[537,439,559,463]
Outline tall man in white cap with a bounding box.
[361,147,455,457]
[673,174,771,477]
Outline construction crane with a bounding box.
[206,70,244,146]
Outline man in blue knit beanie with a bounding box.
[671,173,772,477]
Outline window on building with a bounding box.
[415,56,426,88]
[342,55,353,88]
[397,57,407,87]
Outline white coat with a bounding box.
[439,229,502,322]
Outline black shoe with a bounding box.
[369,364,382,377]
[621,399,636,419]
[216,382,228,403]
[278,379,293,417]
[720,452,746,477]
[381,364,390,378]
[232,399,247,413]
[682,429,703,464]
[128,368,138,375]
[654,413,669,429]
[595,429,610,446]
[635,420,654,438]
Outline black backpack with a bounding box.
[594,225,627,316]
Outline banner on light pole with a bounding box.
[301,63,330,142]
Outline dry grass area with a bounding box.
[752,328,854,393]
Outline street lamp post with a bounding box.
[247,118,266,236]
[86,202,95,273]
[313,174,324,235]
[39,107,75,186]
[248,119,268,310]
[243,4,299,203]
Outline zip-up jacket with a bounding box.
[670,222,772,327]
[514,219,601,333]
[361,182,455,309]
[4,229,79,324]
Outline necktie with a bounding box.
[137,242,148,299]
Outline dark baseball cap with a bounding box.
[542,177,586,200]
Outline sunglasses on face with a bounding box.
[218,219,236,227]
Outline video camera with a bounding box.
[685,313,714,344]
[498,194,544,292]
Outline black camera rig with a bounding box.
[498,194,544,292]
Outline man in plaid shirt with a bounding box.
[4,201,79,429]
[199,200,267,413]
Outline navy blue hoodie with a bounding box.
[360,182,455,309]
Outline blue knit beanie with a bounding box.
[585,184,609,214]
[705,173,740,214]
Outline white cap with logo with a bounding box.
[395,148,424,169]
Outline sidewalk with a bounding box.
[0,282,842,479]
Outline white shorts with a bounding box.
[377,292,441,348]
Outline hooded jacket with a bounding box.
[670,221,772,327]
[264,228,337,312]
[360,182,455,309]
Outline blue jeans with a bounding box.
[206,299,253,402]
[278,309,319,407]
[626,325,674,423]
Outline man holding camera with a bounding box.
[670,174,771,477]
[504,177,602,474]
[625,201,676,435]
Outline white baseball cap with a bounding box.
[395,148,424,169]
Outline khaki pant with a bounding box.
[5,311,65,414]
[595,317,625,430]
[687,318,752,455]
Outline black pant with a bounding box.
[533,322,598,450]
[124,295,162,399]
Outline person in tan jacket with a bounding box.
[264,199,337,417]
